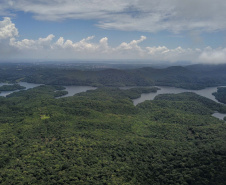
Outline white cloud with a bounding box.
[0,17,18,39]
[99,37,109,52]
[198,47,226,64]
[115,36,146,57]
[53,36,98,52]
[55,37,64,47]
[145,46,200,62]
[10,34,55,49]
[53,36,111,55]
[9,34,201,62]
[1,17,226,64]
[1,0,226,33]
[146,46,169,55]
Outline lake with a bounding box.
[131,86,226,120]
[59,86,97,98]
[212,112,226,120]
[0,82,225,120]
[133,86,222,105]
[0,82,42,97]
[0,82,96,97]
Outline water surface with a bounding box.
[212,112,226,120]
[131,86,226,120]
[133,86,221,105]
[59,86,97,98]
[0,82,97,98]
[1,82,226,120]
[0,82,42,97]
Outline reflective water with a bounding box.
[0,82,96,97]
[133,86,221,105]
[212,112,226,120]
[60,86,97,98]
[130,86,226,121]
[0,82,225,120]
[0,82,42,97]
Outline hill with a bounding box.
[0,85,226,184]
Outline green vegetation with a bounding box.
[53,85,66,90]
[120,87,160,99]
[1,63,226,89]
[213,87,226,104]
[40,115,50,120]
[0,85,226,184]
[15,78,25,83]
[0,84,26,91]
[54,90,68,98]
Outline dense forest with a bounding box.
[0,84,25,92]
[0,63,226,184]
[0,83,226,184]
[213,87,226,104]
[1,63,226,89]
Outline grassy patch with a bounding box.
[40,115,50,120]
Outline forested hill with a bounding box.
[0,62,226,184]
[0,85,226,184]
[1,63,226,89]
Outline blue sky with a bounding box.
[0,0,226,64]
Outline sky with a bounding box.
[0,0,226,64]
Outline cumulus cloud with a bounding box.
[146,46,200,62]
[146,46,169,55]
[198,47,226,64]
[0,17,226,64]
[53,36,112,55]
[0,17,19,58]
[0,17,18,39]
[54,36,100,52]
[10,34,55,49]
[1,0,226,33]
[99,37,110,52]
[116,36,146,54]
[8,34,202,62]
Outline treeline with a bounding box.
[1,63,226,89]
[213,87,226,104]
[0,84,25,91]
[0,85,226,184]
